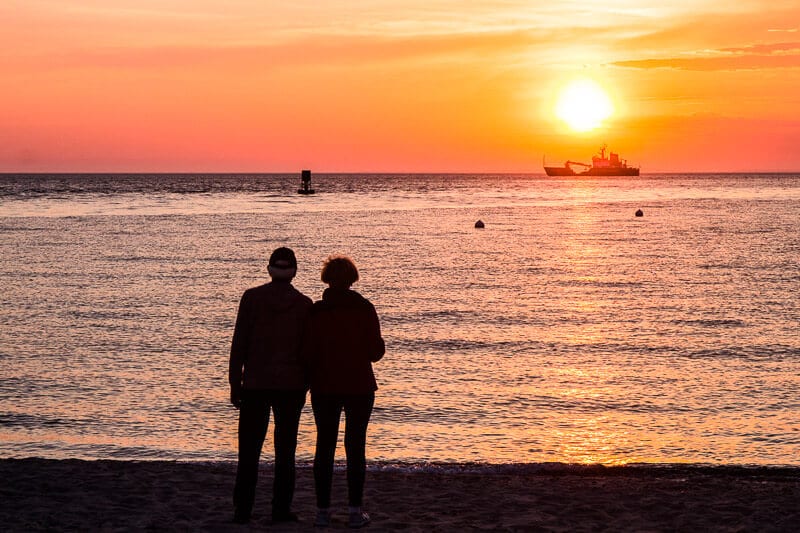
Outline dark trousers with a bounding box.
[233,389,306,514]
[311,392,375,508]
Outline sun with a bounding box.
[555,79,613,132]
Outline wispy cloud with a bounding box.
[2,27,620,72]
[614,42,800,70]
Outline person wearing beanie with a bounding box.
[304,255,385,529]
[229,247,312,524]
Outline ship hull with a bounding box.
[543,166,576,176]
[582,167,639,176]
[544,166,639,176]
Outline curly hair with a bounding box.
[321,255,359,288]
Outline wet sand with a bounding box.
[1,459,798,531]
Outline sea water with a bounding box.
[1,173,798,465]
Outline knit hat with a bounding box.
[268,247,297,280]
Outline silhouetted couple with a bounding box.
[228,247,385,528]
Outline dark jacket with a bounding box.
[305,288,385,395]
[229,281,312,392]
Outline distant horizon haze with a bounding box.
[3,168,800,175]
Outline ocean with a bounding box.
[1,173,798,466]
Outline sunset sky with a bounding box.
[2,1,799,172]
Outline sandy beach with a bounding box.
[1,459,798,531]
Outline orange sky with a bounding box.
[1,1,799,172]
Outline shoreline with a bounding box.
[2,458,798,531]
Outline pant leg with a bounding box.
[311,393,343,508]
[343,393,375,507]
[269,389,306,514]
[233,390,270,512]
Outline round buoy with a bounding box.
[474,220,485,228]
[635,209,643,217]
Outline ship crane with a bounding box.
[565,160,591,168]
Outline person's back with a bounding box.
[307,287,384,394]
[230,281,311,392]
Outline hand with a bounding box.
[230,388,242,409]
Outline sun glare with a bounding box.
[555,79,613,132]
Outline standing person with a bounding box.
[229,247,312,524]
[305,256,385,529]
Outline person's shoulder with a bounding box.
[241,283,264,297]
[349,290,375,309]
[261,282,311,301]
[289,286,313,306]
[243,283,271,297]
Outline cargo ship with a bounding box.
[544,145,639,176]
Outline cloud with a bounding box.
[613,42,800,71]
[719,42,800,54]
[3,26,628,74]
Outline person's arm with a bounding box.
[298,306,315,386]
[228,291,252,408]
[366,303,385,362]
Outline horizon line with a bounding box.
[2,170,800,176]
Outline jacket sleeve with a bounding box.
[228,291,252,391]
[366,302,385,362]
[298,305,315,377]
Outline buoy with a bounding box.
[635,209,643,217]
[297,169,316,194]
[474,220,485,228]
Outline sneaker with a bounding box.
[314,508,333,527]
[272,510,299,523]
[348,511,371,529]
